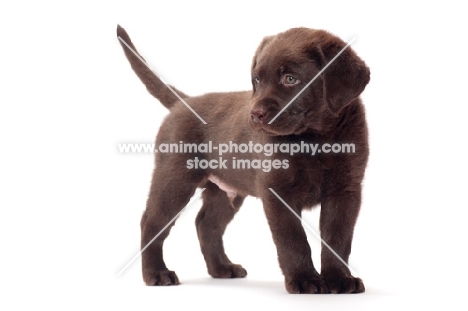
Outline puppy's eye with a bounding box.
[253,77,260,84]
[283,75,299,85]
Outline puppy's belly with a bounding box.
[208,174,238,198]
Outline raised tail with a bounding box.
[116,25,188,109]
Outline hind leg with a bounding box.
[141,165,203,286]
[195,181,247,278]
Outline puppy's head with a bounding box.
[249,28,370,135]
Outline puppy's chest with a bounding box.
[265,154,323,207]
[288,155,323,187]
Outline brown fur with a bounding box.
[117,25,370,294]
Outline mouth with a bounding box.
[249,116,284,136]
[249,112,307,136]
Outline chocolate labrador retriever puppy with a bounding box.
[117,25,370,294]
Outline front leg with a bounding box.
[320,189,365,293]
[263,190,328,294]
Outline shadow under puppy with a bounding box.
[117,25,370,294]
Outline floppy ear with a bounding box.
[251,35,274,71]
[312,33,370,116]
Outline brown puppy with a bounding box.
[117,25,370,294]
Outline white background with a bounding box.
[1,0,467,310]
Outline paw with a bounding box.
[143,269,180,286]
[322,272,365,294]
[285,273,329,294]
[208,263,247,278]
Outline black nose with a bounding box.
[251,109,267,123]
